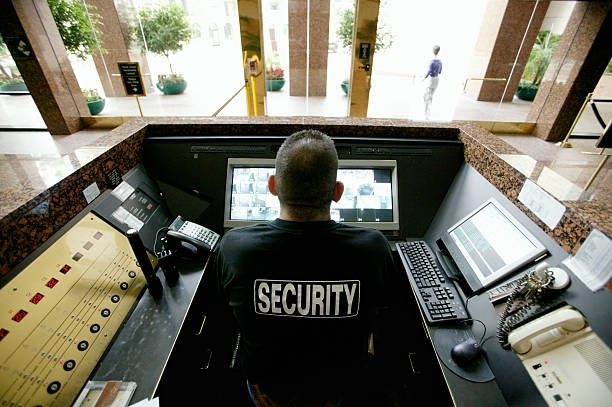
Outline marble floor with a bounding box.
[0,87,610,216]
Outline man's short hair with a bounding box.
[433,45,440,54]
[274,129,338,209]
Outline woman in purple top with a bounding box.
[423,45,442,121]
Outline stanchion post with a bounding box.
[135,95,144,117]
[243,52,261,116]
[557,92,593,148]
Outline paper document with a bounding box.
[563,228,612,292]
[130,397,159,407]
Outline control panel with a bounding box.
[0,213,146,406]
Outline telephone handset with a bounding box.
[163,215,220,258]
[497,262,571,349]
[508,305,586,356]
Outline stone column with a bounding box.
[88,0,154,96]
[529,2,612,142]
[1,0,89,134]
[466,1,549,102]
[288,0,330,96]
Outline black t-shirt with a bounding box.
[210,218,396,399]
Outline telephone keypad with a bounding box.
[179,221,220,248]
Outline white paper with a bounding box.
[130,397,159,407]
[563,228,612,292]
[83,182,101,204]
[111,180,136,202]
[518,179,565,230]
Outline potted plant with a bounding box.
[265,66,285,91]
[515,79,539,101]
[156,73,187,95]
[132,3,192,95]
[0,34,27,92]
[82,88,105,115]
[516,30,560,101]
[264,54,285,91]
[0,74,27,92]
[341,78,349,95]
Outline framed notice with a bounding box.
[117,62,146,96]
[359,43,370,60]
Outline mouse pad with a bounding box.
[433,327,495,383]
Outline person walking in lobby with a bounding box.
[423,44,442,121]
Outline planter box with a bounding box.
[0,82,28,92]
[266,79,285,91]
[341,82,349,95]
[516,86,537,101]
[87,99,105,115]
[157,80,187,95]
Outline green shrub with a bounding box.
[82,88,102,102]
[47,0,105,60]
[520,30,560,86]
[336,7,392,52]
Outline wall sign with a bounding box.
[359,43,370,60]
[4,36,34,60]
[117,62,146,96]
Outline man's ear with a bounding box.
[332,181,344,202]
[268,175,278,196]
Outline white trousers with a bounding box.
[424,76,439,120]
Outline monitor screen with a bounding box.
[440,197,548,293]
[224,158,399,231]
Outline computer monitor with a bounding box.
[224,158,400,231]
[440,197,548,293]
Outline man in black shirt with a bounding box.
[210,129,396,406]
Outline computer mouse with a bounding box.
[450,338,483,366]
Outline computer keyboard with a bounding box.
[396,240,470,325]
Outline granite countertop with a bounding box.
[0,116,608,277]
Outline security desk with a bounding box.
[410,163,612,407]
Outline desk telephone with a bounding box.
[496,262,570,349]
[162,215,220,257]
[507,304,612,406]
[496,263,612,406]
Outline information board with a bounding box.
[117,62,146,96]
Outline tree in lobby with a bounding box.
[1,1,105,97]
[47,0,105,60]
[131,3,192,95]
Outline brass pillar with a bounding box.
[237,0,266,116]
[348,0,380,117]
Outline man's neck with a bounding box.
[279,206,331,222]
